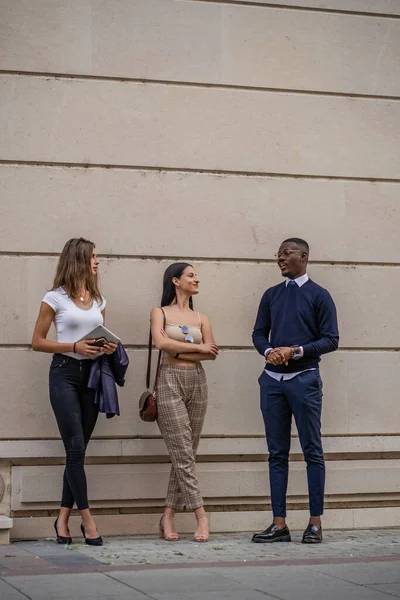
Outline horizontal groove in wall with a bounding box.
[2,160,400,184]
[4,453,400,466]
[0,345,399,352]
[2,433,400,441]
[1,70,400,101]
[0,252,399,267]
[2,435,400,446]
[192,0,400,20]
[10,499,400,518]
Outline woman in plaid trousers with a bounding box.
[150,263,218,542]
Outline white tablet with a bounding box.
[78,324,121,358]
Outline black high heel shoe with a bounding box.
[80,523,103,546]
[54,518,72,545]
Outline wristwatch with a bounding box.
[291,345,302,360]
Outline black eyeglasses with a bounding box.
[274,250,302,260]
[180,325,194,343]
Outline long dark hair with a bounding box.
[52,237,102,302]
[161,262,194,309]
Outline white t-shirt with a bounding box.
[42,287,106,359]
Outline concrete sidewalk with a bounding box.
[1,528,400,599]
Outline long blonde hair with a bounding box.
[52,237,102,302]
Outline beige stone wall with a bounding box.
[1,0,400,540]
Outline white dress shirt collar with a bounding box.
[285,273,309,287]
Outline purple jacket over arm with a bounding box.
[88,343,129,418]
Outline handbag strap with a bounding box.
[146,307,166,391]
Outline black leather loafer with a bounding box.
[302,524,322,543]
[252,523,291,543]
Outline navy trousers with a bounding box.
[259,369,325,518]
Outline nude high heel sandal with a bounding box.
[159,516,180,542]
[194,516,209,543]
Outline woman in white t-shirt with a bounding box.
[32,237,117,547]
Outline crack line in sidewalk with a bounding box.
[364,583,400,598]
[204,567,284,599]
[103,571,157,600]
[313,568,400,593]
[0,576,33,600]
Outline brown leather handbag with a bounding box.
[139,310,165,422]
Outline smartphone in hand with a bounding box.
[92,337,107,347]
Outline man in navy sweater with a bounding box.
[252,238,339,544]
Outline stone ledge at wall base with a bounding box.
[10,507,400,541]
[0,516,13,544]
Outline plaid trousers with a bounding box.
[156,363,208,510]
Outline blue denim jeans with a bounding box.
[49,354,98,510]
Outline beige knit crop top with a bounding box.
[163,309,203,344]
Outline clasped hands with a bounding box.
[265,346,292,366]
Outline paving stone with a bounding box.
[316,561,400,585]
[3,529,400,600]
[206,565,392,600]
[110,568,255,594]
[71,528,400,567]
[15,542,74,557]
[46,554,103,567]
[0,579,29,600]
[0,547,34,558]
[0,555,52,571]
[150,592,273,600]
[367,582,400,597]
[3,572,137,599]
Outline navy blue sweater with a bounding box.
[252,279,339,373]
